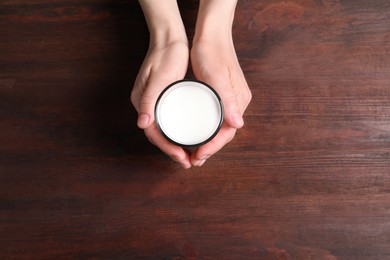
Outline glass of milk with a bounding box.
[155,80,224,147]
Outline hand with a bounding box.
[190,39,252,167]
[133,0,251,169]
[131,40,192,169]
[189,0,251,167]
[132,0,192,169]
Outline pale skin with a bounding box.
[131,0,252,169]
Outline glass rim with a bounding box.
[154,79,224,147]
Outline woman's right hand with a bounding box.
[132,0,192,169]
[131,40,192,169]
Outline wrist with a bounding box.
[193,0,237,44]
[149,23,188,49]
[139,0,188,48]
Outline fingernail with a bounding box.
[232,113,244,128]
[137,113,149,128]
[197,159,206,167]
[200,154,210,160]
[171,155,191,169]
[198,159,207,167]
[194,154,210,166]
[183,163,191,169]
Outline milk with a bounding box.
[155,80,223,146]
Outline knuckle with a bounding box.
[223,95,240,112]
[139,94,155,110]
[245,89,252,104]
[130,91,137,106]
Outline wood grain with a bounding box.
[1,0,389,259]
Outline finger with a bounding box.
[145,124,192,169]
[191,124,236,166]
[220,93,244,129]
[135,75,163,129]
[195,72,244,129]
[137,71,189,129]
[133,70,176,129]
[131,65,154,129]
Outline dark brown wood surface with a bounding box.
[1,0,390,259]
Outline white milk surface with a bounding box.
[156,81,222,146]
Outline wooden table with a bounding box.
[1,1,389,259]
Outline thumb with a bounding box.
[136,75,182,129]
[134,76,161,129]
[194,72,244,129]
[221,94,244,129]
[136,88,159,129]
[194,80,243,129]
